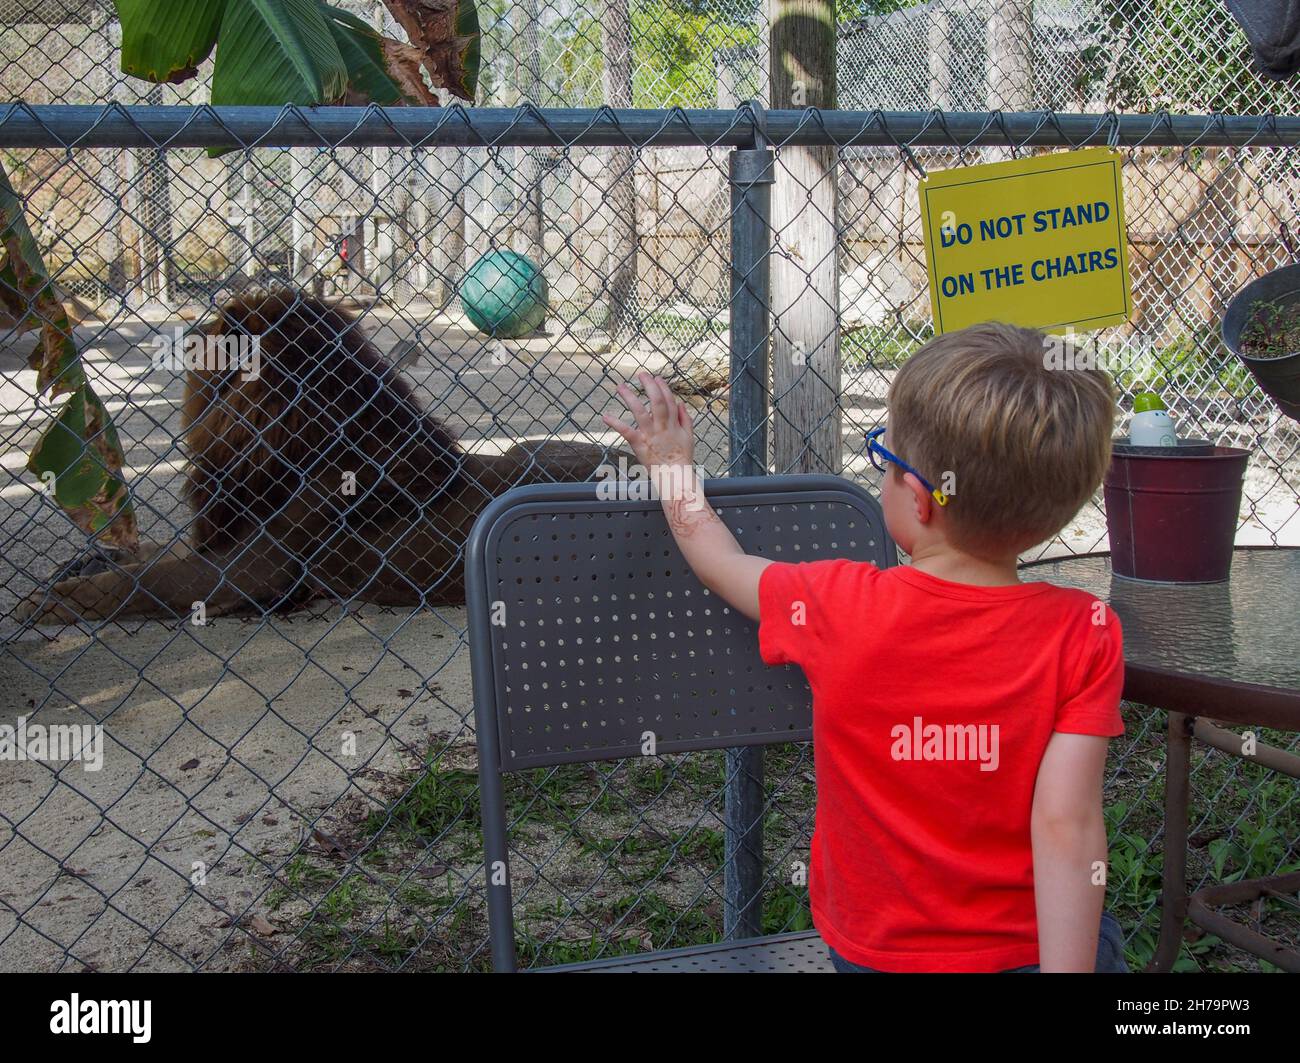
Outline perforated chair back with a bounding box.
[466,474,895,970]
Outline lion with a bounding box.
[20,289,621,623]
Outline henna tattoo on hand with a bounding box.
[660,493,722,535]
[664,489,720,538]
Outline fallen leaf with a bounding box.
[312,828,351,858]
[247,915,277,936]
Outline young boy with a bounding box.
[602,322,1129,973]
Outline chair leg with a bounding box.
[1149,711,1194,973]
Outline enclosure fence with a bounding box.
[9,0,1300,113]
[1,104,1297,972]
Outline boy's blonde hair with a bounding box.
[887,322,1116,556]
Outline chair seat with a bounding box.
[542,930,834,972]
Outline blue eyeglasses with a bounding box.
[866,426,950,506]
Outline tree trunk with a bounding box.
[514,0,546,266]
[137,84,172,303]
[987,0,1034,111]
[929,3,954,109]
[288,148,315,287]
[92,11,128,303]
[769,0,840,475]
[602,0,638,341]
[1193,148,1242,332]
[423,148,466,310]
[371,3,417,301]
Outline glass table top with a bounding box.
[1021,549,1300,697]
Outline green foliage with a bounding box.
[1,164,135,547]
[839,0,925,22]
[1238,299,1300,360]
[841,323,932,369]
[1078,0,1285,112]
[554,0,758,107]
[114,0,479,106]
[631,0,758,105]
[116,0,225,82]
[363,762,480,840]
[211,0,349,107]
[763,883,814,934]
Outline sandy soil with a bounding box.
[1,303,1297,970]
[0,302,732,971]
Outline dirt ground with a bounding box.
[1,302,1296,971]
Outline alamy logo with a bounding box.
[0,716,103,771]
[50,994,151,1043]
[594,456,706,506]
[890,715,1000,772]
[151,326,261,381]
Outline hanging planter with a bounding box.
[1221,264,1300,422]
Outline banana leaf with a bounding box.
[1,163,136,548]
[117,0,226,83]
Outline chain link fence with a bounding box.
[1,104,1296,973]
[9,0,1300,112]
[0,1,1297,973]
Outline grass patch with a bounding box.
[257,712,1297,973]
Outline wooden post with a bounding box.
[464,150,494,274]
[602,0,637,340]
[371,2,414,299]
[769,0,840,475]
[236,155,260,284]
[986,0,1035,112]
[91,10,128,303]
[929,2,954,110]
[288,148,314,286]
[717,48,738,108]
[424,148,466,310]
[515,0,546,267]
[135,83,172,303]
[985,1,1034,167]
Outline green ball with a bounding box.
[460,250,548,338]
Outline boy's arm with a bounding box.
[603,372,770,622]
[1031,731,1111,972]
[657,478,771,622]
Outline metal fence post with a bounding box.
[724,107,774,940]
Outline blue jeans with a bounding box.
[828,910,1130,973]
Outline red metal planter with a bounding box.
[1104,444,1251,583]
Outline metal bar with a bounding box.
[723,141,775,942]
[1187,871,1300,973]
[1150,711,1194,973]
[1192,719,1300,780]
[7,104,1300,149]
[465,504,519,972]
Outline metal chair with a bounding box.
[466,474,896,971]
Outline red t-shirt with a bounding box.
[758,559,1124,973]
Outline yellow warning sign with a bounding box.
[918,147,1132,334]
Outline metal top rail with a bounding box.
[3,103,1300,149]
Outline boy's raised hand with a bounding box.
[602,370,769,623]
[602,371,696,470]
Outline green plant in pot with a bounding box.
[1221,265,1300,422]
